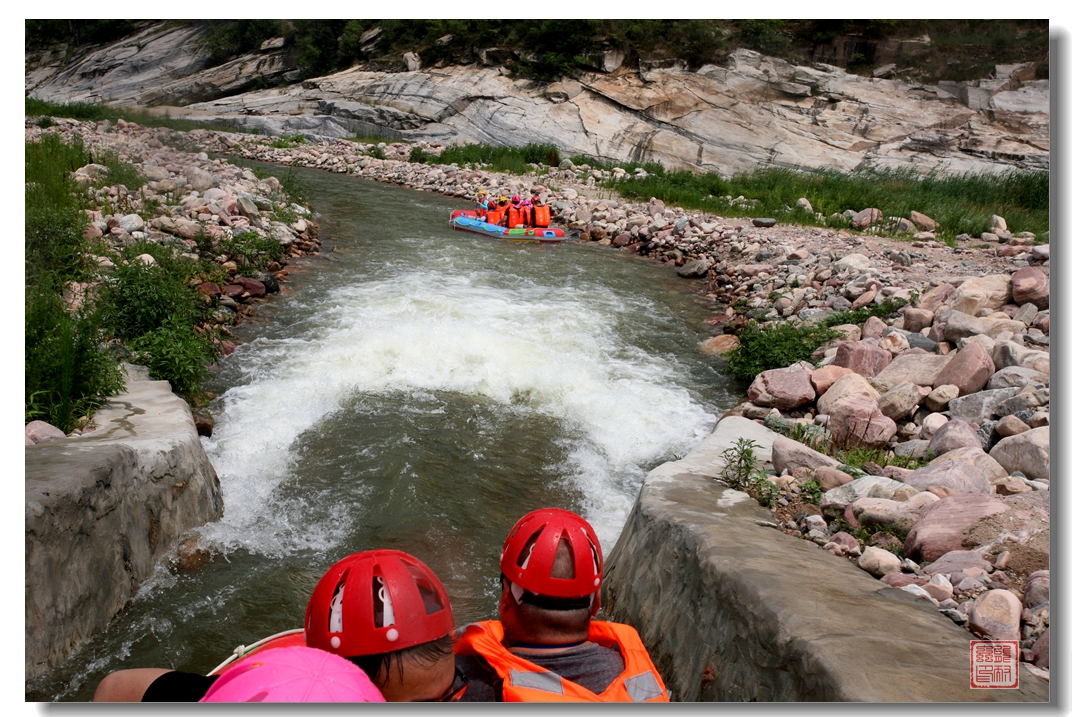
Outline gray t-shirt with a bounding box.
[457,642,626,702]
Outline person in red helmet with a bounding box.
[453,508,669,702]
[93,549,469,703]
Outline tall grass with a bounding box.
[26,97,256,135]
[434,143,560,174]
[607,165,1049,240]
[25,133,93,283]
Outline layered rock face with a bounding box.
[25,367,223,682]
[28,21,1049,175]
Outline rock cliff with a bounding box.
[27,22,1047,176]
[25,366,223,682]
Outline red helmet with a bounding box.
[511,195,521,204]
[305,550,454,658]
[500,508,603,600]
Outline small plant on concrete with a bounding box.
[720,437,763,490]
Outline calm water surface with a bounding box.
[30,163,742,701]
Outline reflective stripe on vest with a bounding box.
[453,620,669,702]
[509,669,564,695]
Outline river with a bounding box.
[29,164,743,701]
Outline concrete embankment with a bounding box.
[25,366,223,682]
[602,415,1047,702]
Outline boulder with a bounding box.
[924,384,960,411]
[118,213,145,233]
[918,284,956,313]
[877,382,923,421]
[909,211,938,231]
[747,363,815,409]
[196,281,221,297]
[931,343,995,396]
[989,427,1049,482]
[961,492,1049,573]
[904,494,1009,562]
[699,335,739,355]
[1011,267,1049,310]
[832,341,891,378]
[816,373,881,416]
[834,252,872,272]
[861,316,886,340]
[881,573,926,588]
[943,311,1026,342]
[947,386,1020,425]
[877,332,911,356]
[902,461,991,495]
[949,275,1013,313]
[902,308,934,333]
[858,546,901,577]
[928,419,984,455]
[678,258,710,278]
[820,476,919,514]
[922,549,992,576]
[869,353,953,393]
[851,209,882,230]
[991,341,1050,374]
[927,446,1008,483]
[827,394,897,449]
[236,193,261,220]
[995,415,1031,438]
[1023,570,1049,609]
[234,276,266,298]
[186,167,216,192]
[968,589,1022,641]
[1032,628,1050,669]
[25,420,67,444]
[987,366,1049,390]
[852,492,940,533]
[919,412,948,440]
[813,466,854,492]
[771,436,840,475]
[810,365,854,395]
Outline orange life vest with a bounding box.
[453,620,669,702]
[533,205,551,227]
[507,206,525,228]
[486,209,505,226]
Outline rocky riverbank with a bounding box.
[185,128,1050,678]
[24,116,323,440]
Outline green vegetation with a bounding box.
[725,296,910,383]
[605,165,1049,241]
[720,437,764,489]
[837,518,907,555]
[26,97,254,136]
[25,134,125,431]
[798,478,822,505]
[433,143,560,174]
[268,133,308,149]
[771,419,933,472]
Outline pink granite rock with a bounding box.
[816,373,881,415]
[877,381,923,420]
[928,419,984,455]
[25,420,67,444]
[903,308,935,333]
[903,461,991,494]
[904,494,1009,562]
[989,426,1050,482]
[880,572,926,588]
[861,316,886,340]
[931,343,995,396]
[928,446,1008,483]
[827,394,897,449]
[810,365,854,396]
[747,362,815,409]
[772,436,840,475]
[1011,266,1049,310]
[813,466,854,492]
[968,589,1022,641]
[832,341,892,378]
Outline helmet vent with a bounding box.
[517,529,543,568]
[404,562,445,615]
[328,573,347,633]
[551,537,576,580]
[372,574,396,628]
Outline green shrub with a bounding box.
[433,143,562,175]
[250,165,311,206]
[101,258,202,340]
[92,149,146,191]
[217,230,285,272]
[25,134,93,283]
[25,277,124,432]
[720,437,764,489]
[408,146,430,164]
[799,478,822,505]
[367,145,387,160]
[127,317,216,398]
[269,133,308,148]
[725,321,842,383]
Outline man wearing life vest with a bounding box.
[506,195,526,229]
[453,508,670,702]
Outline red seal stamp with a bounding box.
[970,640,1019,689]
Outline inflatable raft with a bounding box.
[449,210,566,243]
[208,629,306,676]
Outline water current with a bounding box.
[30,163,743,701]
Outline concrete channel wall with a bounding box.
[25,367,223,682]
[602,416,1047,702]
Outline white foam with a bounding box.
[202,267,717,554]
